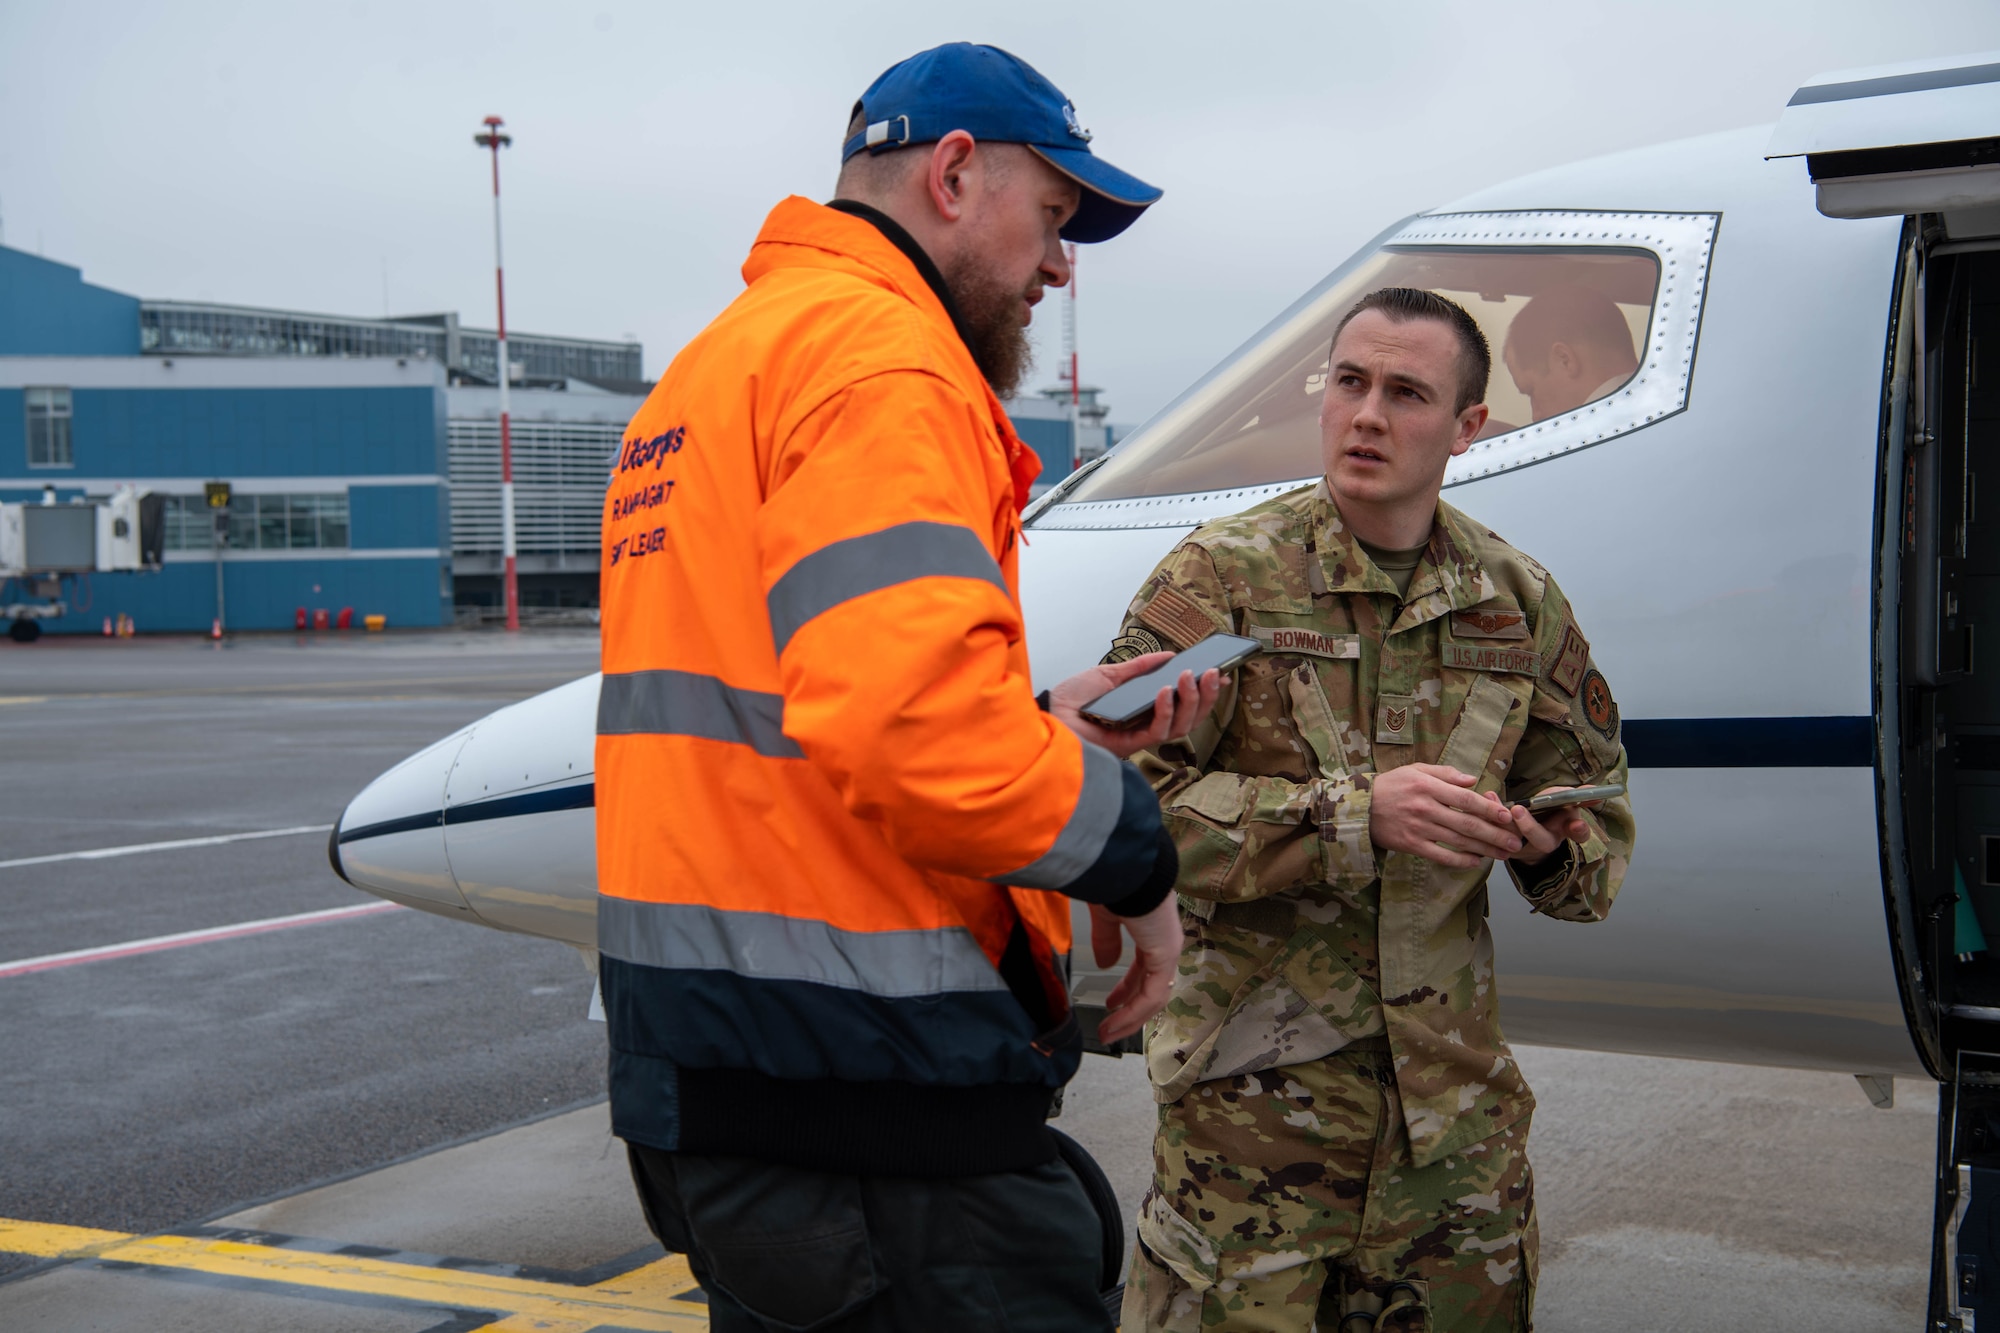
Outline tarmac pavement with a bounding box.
[0,629,1943,1330]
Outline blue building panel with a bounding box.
[0,389,23,471]
[0,362,451,632]
[0,386,444,483]
[0,248,141,357]
[350,484,444,549]
[1010,415,1075,483]
[31,557,450,634]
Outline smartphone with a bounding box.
[1080,632,1261,728]
[1525,782,1626,813]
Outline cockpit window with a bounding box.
[1048,211,1717,517]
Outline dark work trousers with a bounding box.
[627,1142,1114,1332]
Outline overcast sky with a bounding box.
[4,1,1998,423]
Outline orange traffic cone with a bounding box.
[102,617,113,636]
[210,618,222,640]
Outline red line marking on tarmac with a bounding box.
[0,902,405,979]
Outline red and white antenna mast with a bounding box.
[1063,242,1080,465]
[473,114,519,632]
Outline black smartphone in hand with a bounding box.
[1079,632,1260,728]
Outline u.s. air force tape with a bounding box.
[1247,626,1360,659]
[1441,641,1541,675]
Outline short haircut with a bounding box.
[1330,287,1491,415]
[1503,284,1637,372]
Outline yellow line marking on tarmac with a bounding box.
[0,1218,131,1256]
[0,696,50,705]
[468,1254,703,1332]
[0,1218,710,1330]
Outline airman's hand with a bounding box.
[1089,897,1184,1046]
[1493,787,1598,865]
[1049,652,1223,760]
[1368,764,1522,868]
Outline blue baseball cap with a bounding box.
[841,43,1162,244]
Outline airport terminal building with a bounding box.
[0,242,1093,633]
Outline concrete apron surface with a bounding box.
[0,1044,1936,1332]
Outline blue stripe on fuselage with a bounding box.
[1619,716,1871,768]
[336,780,595,845]
[332,716,1880,848]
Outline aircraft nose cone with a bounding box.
[331,729,475,912]
[327,820,350,886]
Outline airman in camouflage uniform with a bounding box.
[1114,290,1635,1332]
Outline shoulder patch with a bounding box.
[1580,669,1619,740]
[1139,584,1223,651]
[1103,625,1168,665]
[1548,620,1591,697]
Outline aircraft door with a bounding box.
[1894,227,2000,1331]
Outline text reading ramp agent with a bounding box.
[596,43,1224,1333]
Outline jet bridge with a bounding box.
[0,488,163,641]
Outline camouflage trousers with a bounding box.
[1123,1043,1537,1332]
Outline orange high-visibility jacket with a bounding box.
[596,197,1173,1177]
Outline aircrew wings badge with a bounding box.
[1450,607,1531,640]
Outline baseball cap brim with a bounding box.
[1029,144,1163,244]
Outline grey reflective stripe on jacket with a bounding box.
[767,520,1009,655]
[596,668,804,758]
[991,741,1125,890]
[598,896,1009,997]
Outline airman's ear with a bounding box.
[1547,340,1585,380]
[1452,402,1489,455]
[927,131,979,223]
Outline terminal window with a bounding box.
[162,492,349,552]
[25,387,73,468]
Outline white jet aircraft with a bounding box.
[330,52,2000,1328]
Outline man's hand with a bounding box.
[1048,652,1223,760]
[1368,763,1523,868]
[1492,788,1597,865]
[1089,897,1184,1046]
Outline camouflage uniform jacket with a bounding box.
[1111,482,1635,1168]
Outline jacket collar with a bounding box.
[1309,482,1498,632]
[823,199,975,351]
[744,196,964,358]
[741,196,1042,513]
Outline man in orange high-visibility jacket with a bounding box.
[597,43,1220,1332]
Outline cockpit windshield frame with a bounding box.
[1030,209,1720,531]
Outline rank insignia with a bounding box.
[1549,620,1591,696]
[1450,607,1531,640]
[1376,693,1415,745]
[1581,669,1619,739]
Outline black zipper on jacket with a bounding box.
[825,198,976,354]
